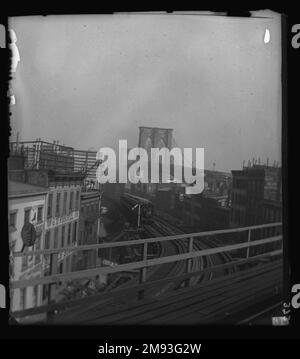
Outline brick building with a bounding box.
[230,165,282,228]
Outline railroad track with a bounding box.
[51,200,237,323]
[102,209,233,303]
[101,217,188,300]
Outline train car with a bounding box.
[120,193,155,226]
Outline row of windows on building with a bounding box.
[47,190,80,219]
[44,221,78,249]
[9,190,81,230]
[19,285,39,310]
[9,206,44,230]
[21,221,78,272]
[81,202,99,215]
[43,253,72,274]
[21,233,42,272]
[232,191,265,208]
[79,223,97,245]
[19,254,72,308]
[41,255,72,302]
[233,178,264,193]
[263,206,281,223]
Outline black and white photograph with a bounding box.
[6,11,285,327]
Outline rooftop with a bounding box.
[8,180,48,198]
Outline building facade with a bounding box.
[8,180,48,312]
[38,172,83,303]
[180,193,230,231]
[76,189,101,270]
[8,171,84,305]
[230,165,282,228]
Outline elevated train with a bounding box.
[120,193,155,226]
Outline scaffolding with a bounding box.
[9,140,99,179]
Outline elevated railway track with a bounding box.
[10,222,282,324]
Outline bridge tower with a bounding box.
[138,126,173,152]
[136,127,174,196]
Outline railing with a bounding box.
[10,222,282,318]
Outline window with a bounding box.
[73,221,77,243]
[47,193,53,218]
[21,256,28,271]
[24,208,31,224]
[34,233,41,265]
[42,285,49,301]
[37,206,43,223]
[44,231,50,249]
[20,288,26,310]
[21,248,28,271]
[44,256,50,274]
[66,256,70,272]
[58,262,63,274]
[75,190,80,210]
[9,211,17,230]
[61,225,65,247]
[270,209,275,222]
[63,192,67,215]
[69,191,74,213]
[56,193,61,217]
[27,247,33,265]
[54,228,59,248]
[67,223,72,245]
[33,286,38,307]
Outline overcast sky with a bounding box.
[9,12,282,172]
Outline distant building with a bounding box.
[180,193,230,231]
[102,182,125,203]
[230,165,282,228]
[263,199,282,224]
[203,170,231,196]
[154,187,230,232]
[8,180,48,313]
[9,140,74,173]
[151,169,232,232]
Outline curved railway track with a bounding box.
[105,213,233,301]
[52,207,235,323]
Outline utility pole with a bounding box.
[132,204,142,229]
[137,204,141,228]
